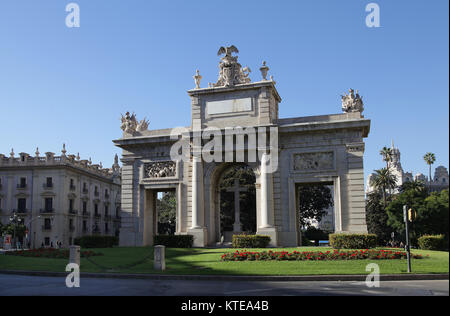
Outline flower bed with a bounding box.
[5,248,103,259]
[221,249,425,261]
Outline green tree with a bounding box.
[399,180,427,194]
[297,184,333,228]
[365,191,391,245]
[1,223,27,240]
[370,168,398,208]
[386,188,448,246]
[423,152,436,190]
[157,192,177,235]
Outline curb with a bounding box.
[0,270,448,282]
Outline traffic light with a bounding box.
[408,208,416,222]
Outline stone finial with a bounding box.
[114,154,119,165]
[61,143,67,156]
[193,69,202,89]
[99,162,103,169]
[260,61,269,81]
[341,88,364,113]
[76,152,80,161]
[35,147,40,157]
[10,148,14,158]
[88,157,92,165]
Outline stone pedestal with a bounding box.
[188,227,207,247]
[69,245,81,267]
[154,245,166,271]
[257,227,278,247]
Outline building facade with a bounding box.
[0,146,121,248]
[114,46,371,247]
[366,142,449,194]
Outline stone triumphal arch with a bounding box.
[113,46,371,247]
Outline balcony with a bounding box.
[82,188,89,194]
[105,193,110,199]
[94,191,99,197]
[42,225,52,231]
[82,211,90,217]
[13,209,28,215]
[104,215,112,221]
[69,226,75,232]
[94,213,101,219]
[16,184,27,189]
[43,183,53,189]
[40,208,54,214]
[68,209,78,215]
[69,184,76,191]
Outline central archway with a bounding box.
[206,162,259,244]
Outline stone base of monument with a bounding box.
[257,227,278,247]
[188,227,208,247]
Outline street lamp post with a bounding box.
[9,212,23,250]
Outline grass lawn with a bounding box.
[0,247,448,275]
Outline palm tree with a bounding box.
[380,147,393,170]
[370,168,398,209]
[423,152,436,190]
[399,180,427,194]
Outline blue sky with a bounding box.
[0,0,448,181]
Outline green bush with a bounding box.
[232,235,271,248]
[154,235,193,248]
[418,235,447,251]
[329,233,377,249]
[73,236,119,248]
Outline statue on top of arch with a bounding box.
[214,45,251,87]
[341,89,364,113]
[120,112,149,134]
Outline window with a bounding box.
[19,177,26,188]
[45,198,53,211]
[18,198,26,212]
[94,204,98,215]
[83,220,87,231]
[69,199,74,211]
[105,205,109,216]
[83,201,87,212]
[44,218,51,229]
[46,177,53,187]
[45,237,50,246]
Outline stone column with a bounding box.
[191,156,201,229]
[188,155,207,247]
[257,153,278,246]
[260,153,270,228]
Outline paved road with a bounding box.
[0,274,448,296]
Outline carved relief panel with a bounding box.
[293,152,335,172]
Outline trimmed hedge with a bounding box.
[232,235,271,248]
[73,236,119,248]
[329,233,377,249]
[154,235,193,248]
[418,235,447,251]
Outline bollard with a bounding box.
[154,245,166,271]
[69,245,81,267]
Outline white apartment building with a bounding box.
[0,146,121,248]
